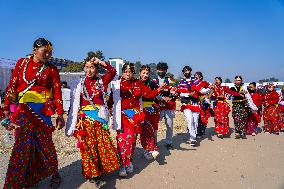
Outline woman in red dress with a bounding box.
[110,63,164,177]
[210,77,242,138]
[66,56,121,187]
[139,65,160,160]
[263,83,281,134]
[3,38,65,189]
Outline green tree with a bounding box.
[147,63,158,79]
[63,50,105,72]
[62,62,84,72]
[134,61,142,78]
[225,78,231,83]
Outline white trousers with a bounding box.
[183,109,200,140]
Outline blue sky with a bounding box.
[0,0,284,82]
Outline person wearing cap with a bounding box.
[3,38,65,189]
[263,83,281,134]
[65,55,120,187]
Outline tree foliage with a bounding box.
[224,78,232,83]
[62,50,104,72]
[259,77,279,83]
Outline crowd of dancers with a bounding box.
[0,38,284,189]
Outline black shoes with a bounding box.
[166,143,174,150]
[89,177,106,188]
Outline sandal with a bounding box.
[49,173,61,189]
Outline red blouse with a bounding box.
[211,85,241,101]
[81,63,116,106]
[4,57,64,115]
[120,78,159,110]
[263,91,279,107]
[250,92,263,107]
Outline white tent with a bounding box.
[0,58,17,91]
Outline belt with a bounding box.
[142,101,156,108]
[81,104,101,110]
[233,99,246,103]
[19,91,52,103]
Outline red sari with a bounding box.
[263,91,280,133]
[4,56,63,189]
[211,85,240,135]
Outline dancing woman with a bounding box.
[230,76,250,139]
[3,38,65,189]
[210,77,242,138]
[66,56,120,187]
[139,65,160,160]
[110,63,165,177]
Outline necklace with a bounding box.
[23,59,47,85]
[82,77,102,101]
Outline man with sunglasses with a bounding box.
[3,38,65,189]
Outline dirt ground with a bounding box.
[1,107,284,189]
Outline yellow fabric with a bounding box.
[81,104,100,110]
[19,91,52,103]
[142,101,156,108]
[233,99,246,103]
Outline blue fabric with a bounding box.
[122,109,136,119]
[83,110,107,125]
[27,103,52,126]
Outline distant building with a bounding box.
[109,58,124,76]
[49,57,78,71]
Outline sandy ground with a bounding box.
[1,106,284,189]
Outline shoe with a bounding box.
[235,134,240,139]
[166,143,174,150]
[252,132,256,136]
[144,151,154,161]
[274,132,280,135]
[217,134,223,139]
[241,135,247,139]
[190,139,197,146]
[196,135,202,139]
[151,150,160,159]
[89,177,106,188]
[96,179,106,188]
[119,166,127,177]
[126,162,134,174]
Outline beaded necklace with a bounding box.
[23,58,47,85]
[82,77,103,101]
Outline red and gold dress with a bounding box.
[3,56,63,189]
[116,78,159,167]
[211,85,241,135]
[245,91,263,134]
[140,78,160,153]
[73,63,121,179]
[263,91,281,133]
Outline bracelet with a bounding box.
[1,118,11,127]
